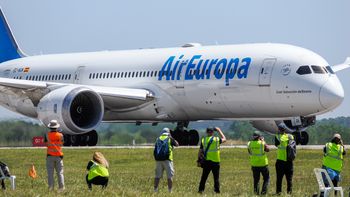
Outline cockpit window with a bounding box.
[296,65,312,75]
[311,65,326,74]
[326,66,335,74]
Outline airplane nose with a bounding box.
[319,77,344,110]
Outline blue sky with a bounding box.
[0,0,349,119]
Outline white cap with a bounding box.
[161,128,170,134]
[47,120,60,129]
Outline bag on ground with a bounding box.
[0,161,10,177]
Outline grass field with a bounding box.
[0,147,349,197]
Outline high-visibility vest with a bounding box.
[202,136,220,163]
[158,134,174,161]
[248,140,268,167]
[46,131,63,156]
[276,133,293,161]
[323,142,344,172]
[87,160,109,181]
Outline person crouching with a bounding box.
[86,152,109,190]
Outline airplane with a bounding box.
[0,8,348,146]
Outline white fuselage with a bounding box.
[0,43,344,122]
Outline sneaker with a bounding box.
[154,188,158,192]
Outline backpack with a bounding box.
[153,137,170,161]
[0,161,10,177]
[286,135,297,161]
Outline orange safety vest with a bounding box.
[46,131,64,156]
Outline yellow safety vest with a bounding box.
[202,136,220,162]
[248,140,268,167]
[158,134,174,161]
[87,160,109,181]
[276,133,293,161]
[323,142,344,172]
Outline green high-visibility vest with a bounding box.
[158,134,173,161]
[276,133,293,161]
[323,142,344,172]
[202,136,220,162]
[248,140,268,167]
[87,160,109,181]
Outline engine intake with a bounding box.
[37,86,104,134]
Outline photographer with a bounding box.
[247,131,270,195]
[322,133,346,194]
[198,127,226,194]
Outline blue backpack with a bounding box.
[154,137,170,161]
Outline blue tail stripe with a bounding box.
[0,8,23,63]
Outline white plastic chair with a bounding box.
[0,166,16,190]
[314,168,343,197]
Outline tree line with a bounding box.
[0,117,349,146]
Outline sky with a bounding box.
[0,0,349,119]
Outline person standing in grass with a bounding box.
[153,128,179,193]
[198,127,226,194]
[274,124,295,195]
[45,120,65,191]
[247,131,270,195]
[322,133,345,193]
[86,152,109,190]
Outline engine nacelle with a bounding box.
[251,116,316,134]
[37,86,104,135]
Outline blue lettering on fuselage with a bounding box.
[158,55,251,86]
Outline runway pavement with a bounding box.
[0,145,349,149]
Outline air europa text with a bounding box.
[158,55,251,86]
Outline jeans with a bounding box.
[275,159,293,194]
[198,160,220,193]
[252,166,270,195]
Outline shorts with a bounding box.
[155,160,174,179]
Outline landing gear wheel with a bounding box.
[63,134,72,146]
[87,130,98,146]
[71,135,81,146]
[79,134,88,146]
[292,132,301,145]
[300,131,309,145]
[188,129,199,145]
[171,129,199,146]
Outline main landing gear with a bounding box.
[63,130,98,146]
[170,121,199,146]
[292,130,309,145]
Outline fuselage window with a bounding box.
[326,66,335,74]
[44,75,47,81]
[127,72,130,78]
[150,71,154,77]
[311,65,326,74]
[54,75,57,80]
[136,72,139,77]
[296,66,312,75]
[89,73,92,79]
[102,73,105,79]
[107,73,110,78]
[99,73,102,79]
[114,72,116,78]
[132,72,135,78]
[68,74,71,80]
[65,74,68,80]
[117,72,120,78]
[120,72,123,78]
[155,71,158,77]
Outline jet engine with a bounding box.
[250,116,316,145]
[37,86,104,135]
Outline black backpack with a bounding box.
[0,161,10,177]
[153,137,170,161]
[286,135,297,161]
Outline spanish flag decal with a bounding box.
[24,67,30,72]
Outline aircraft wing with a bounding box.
[0,77,154,110]
[332,57,350,72]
